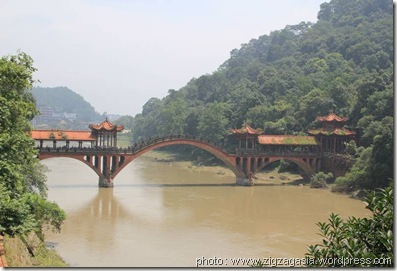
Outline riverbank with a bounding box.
[3,232,68,267]
[142,150,304,185]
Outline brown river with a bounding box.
[43,153,370,267]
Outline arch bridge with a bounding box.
[36,134,321,187]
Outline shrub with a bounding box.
[305,186,393,267]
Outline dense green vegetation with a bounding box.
[129,0,393,191]
[0,52,66,249]
[306,187,393,267]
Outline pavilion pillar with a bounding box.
[107,155,111,173]
[333,137,337,153]
[53,140,57,149]
[39,140,43,148]
[66,141,70,148]
[246,157,251,175]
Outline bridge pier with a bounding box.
[236,176,253,186]
[98,176,114,188]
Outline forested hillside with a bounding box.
[32,86,102,122]
[130,0,393,191]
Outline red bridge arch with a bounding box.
[38,137,246,187]
[37,136,322,187]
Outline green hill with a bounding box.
[129,0,393,191]
[32,86,102,126]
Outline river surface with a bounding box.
[43,154,370,267]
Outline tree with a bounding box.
[115,115,134,130]
[128,0,393,192]
[158,98,187,135]
[197,103,230,143]
[306,187,393,267]
[310,172,334,188]
[0,52,65,236]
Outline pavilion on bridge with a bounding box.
[89,118,124,148]
[231,113,356,154]
[307,113,356,153]
[30,118,124,149]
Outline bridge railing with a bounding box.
[235,149,322,157]
[36,134,323,157]
[36,134,231,155]
[131,134,233,153]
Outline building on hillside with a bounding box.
[63,112,77,121]
[38,106,53,121]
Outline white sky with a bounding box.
[1,0,327,116]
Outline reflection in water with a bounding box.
[43,155,370,267]
[64,189,127,250]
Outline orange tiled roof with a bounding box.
[308,128,356,136]
[317,113,348,122]
[30,130,97,141]
[231,124,263,135]
[89,118,124,132]
[258,135,319,145]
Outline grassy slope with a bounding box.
[4,232,68,267]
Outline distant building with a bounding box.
[63,112,77,121]
[52,113,63,120]
[38,106,53,121]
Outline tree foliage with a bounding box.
[128,0,392,190]
[0,52,65,236]
[306,187,393,267]
[310,171,334,189]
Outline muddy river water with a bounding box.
[43,154,370,267]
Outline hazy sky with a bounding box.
[1,0,328,116]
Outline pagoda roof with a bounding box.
[30,130,97,141]
[317,113,348,122]
[231,124,263,135]
[258,135,319,145]
[308,128,356,136]
[89,118,124,132]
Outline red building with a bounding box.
[89,118,124,147]
[30,118,124,148]
[231,113,356,154]
[230,124,263,150]
[308,113,356,153]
